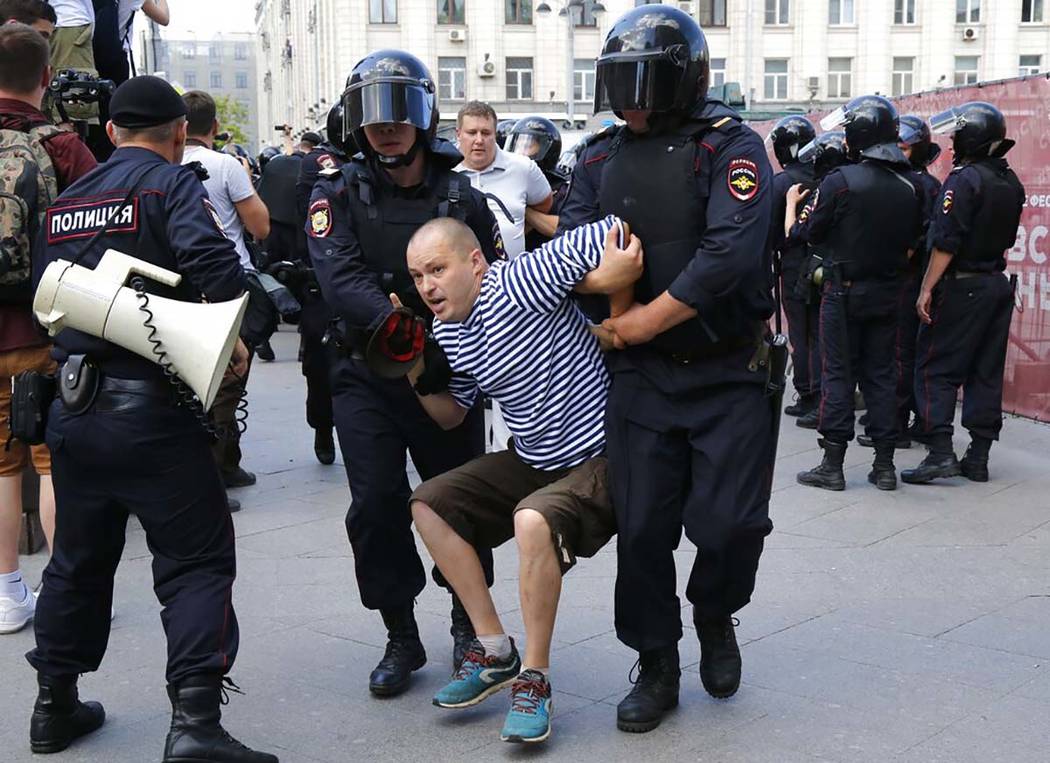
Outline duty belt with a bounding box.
[943,270,996,280]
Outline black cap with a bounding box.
[109,75,187,129]
[301,131,322,146]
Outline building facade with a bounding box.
[254,0,1050,142]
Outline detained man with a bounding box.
[407,214,641,743]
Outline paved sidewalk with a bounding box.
[2,326,1048,762]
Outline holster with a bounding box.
[58,354,100,416]
[795,253,824,303]
[6,370,56,447]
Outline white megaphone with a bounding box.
[33,250,249,411]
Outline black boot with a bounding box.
[960,436,992,482]
[449,594,475,672]
[695,613,742,699]
[162,675,277,762]
[616,646,680,733]
[30,674,105,754]
[795,408,819,429]
[797,439,847,491]
[369,605,427,697]
[867,442,897,491]
[784,393,817,417]
[313,428,335,465]
[857,433,912,449]
[901,435,961,484]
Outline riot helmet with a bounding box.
[594,5,710,117]
[821,95,906,164]
[258,145,280,172]
[767,115,816,169]
[326,101,353,155]
[897,114,941,169]
[495,119,517,149]
[342,49,438,168]
[930,101,1014,164]
[798,131,848,180]
[506,116,562,174]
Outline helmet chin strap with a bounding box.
[374,132,423,169]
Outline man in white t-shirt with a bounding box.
[181,89,271,498]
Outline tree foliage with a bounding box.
[214,94,250,147]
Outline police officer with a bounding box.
[768,115,819,423]
[570,6,777,733]
[27,76,276,763]
[495,117,517,149]
[504,115,569,251]
[858,115,942,450]
[902,102,1024,484]
[292,103,350,465]
[795,95,925,492]
[307,50,504,696]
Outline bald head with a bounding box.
[406,218,488,323]
[408,217,482,261]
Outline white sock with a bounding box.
[0,570,27,600]
[522,666,550,678]
[477,633,513,660]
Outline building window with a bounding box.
[697,0,727,26]
[764,59,788,100]
[955,0,979,23]
[438,57,466,100]
[954,56,979,85]
[181,42,195,58]
[184,71,197,88]
[210,70,222,89]
[765,0,789,24]
[710,57,726,88]
[1019,54,1042,75]
[573,58,595,101]
[894,0,915,23]
[827,57,852,98]
[829,0,854,24]
[506,0,532,24]
[1021,0,1043,22]
[437,0,465,24]
[235,71,248,89]
[506,56,533,100]
[370,0,397,23]
[208,44,220,60]
[891,57,914,96]
[234,43,247,60]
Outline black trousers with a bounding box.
[605,368,774,652]
[330,354,491,611]
[784,294,822,401]
[914,273,1014,441]
[895,271,921,428]
[817,280,900,444]
[299,292,333,432]
[28,397,238,684]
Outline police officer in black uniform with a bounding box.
[307,50,504,697]
[795,95,925,492]
[902,102,1024,484]
[568,6,777,733]
[504,115,569,251]
[768,115,819,422]
[27,76,276,763]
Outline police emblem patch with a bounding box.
[309,199,332,238]
[727,158,759,202]
[202,199,226,235]
[942,190,954,215]
[318,154,336,170]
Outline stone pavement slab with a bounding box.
[2,326,1049,762]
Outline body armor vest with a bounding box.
[954,160,1024,273]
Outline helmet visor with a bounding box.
[594,51,682,113]
[797,138,820,164]
[897,120,926,146]
[507,132,553,163]
[929,107,965,136]
[819,106,849,131]
[343,78,433,133]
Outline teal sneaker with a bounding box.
[432,638,520,709]
[500,670,552,743]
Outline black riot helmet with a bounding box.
[506,116,562,174]
[798,131,849,180]
[820,94,906,164]
[898,114,941,169]
[257,145,280,172]
[342,49,438,168]
[930,101,1015,165]
[495,119,517,149]
[326,101,352,155]
[594,5,710,118]
[767,115,817,169]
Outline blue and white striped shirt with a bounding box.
[434,216,621,470]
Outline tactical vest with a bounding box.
[344,159,471,318]
[822,162,920,281]
[597,118,745,354]
[953,160,1024,273]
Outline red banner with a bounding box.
[752,74,1050,422]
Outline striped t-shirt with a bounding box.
[434,216,622,470]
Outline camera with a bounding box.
[48,70,115,124]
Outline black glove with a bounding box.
[413,333,452,396]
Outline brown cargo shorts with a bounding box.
[411,446,615,572]
[0,345,57,477]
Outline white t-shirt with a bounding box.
[49,0,95,27]
[118,0,146,51]
[455,147,551,259]
[182,145,257,271]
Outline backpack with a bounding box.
[0,124,61,304]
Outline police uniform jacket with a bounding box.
[296,143,348,224]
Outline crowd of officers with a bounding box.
[16,1,1026,760]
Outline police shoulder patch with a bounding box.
[727,158,760,201]
[318,153,336,170]
[942,189,954,215]
[309,198,333,238]
[202,198,226,235]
